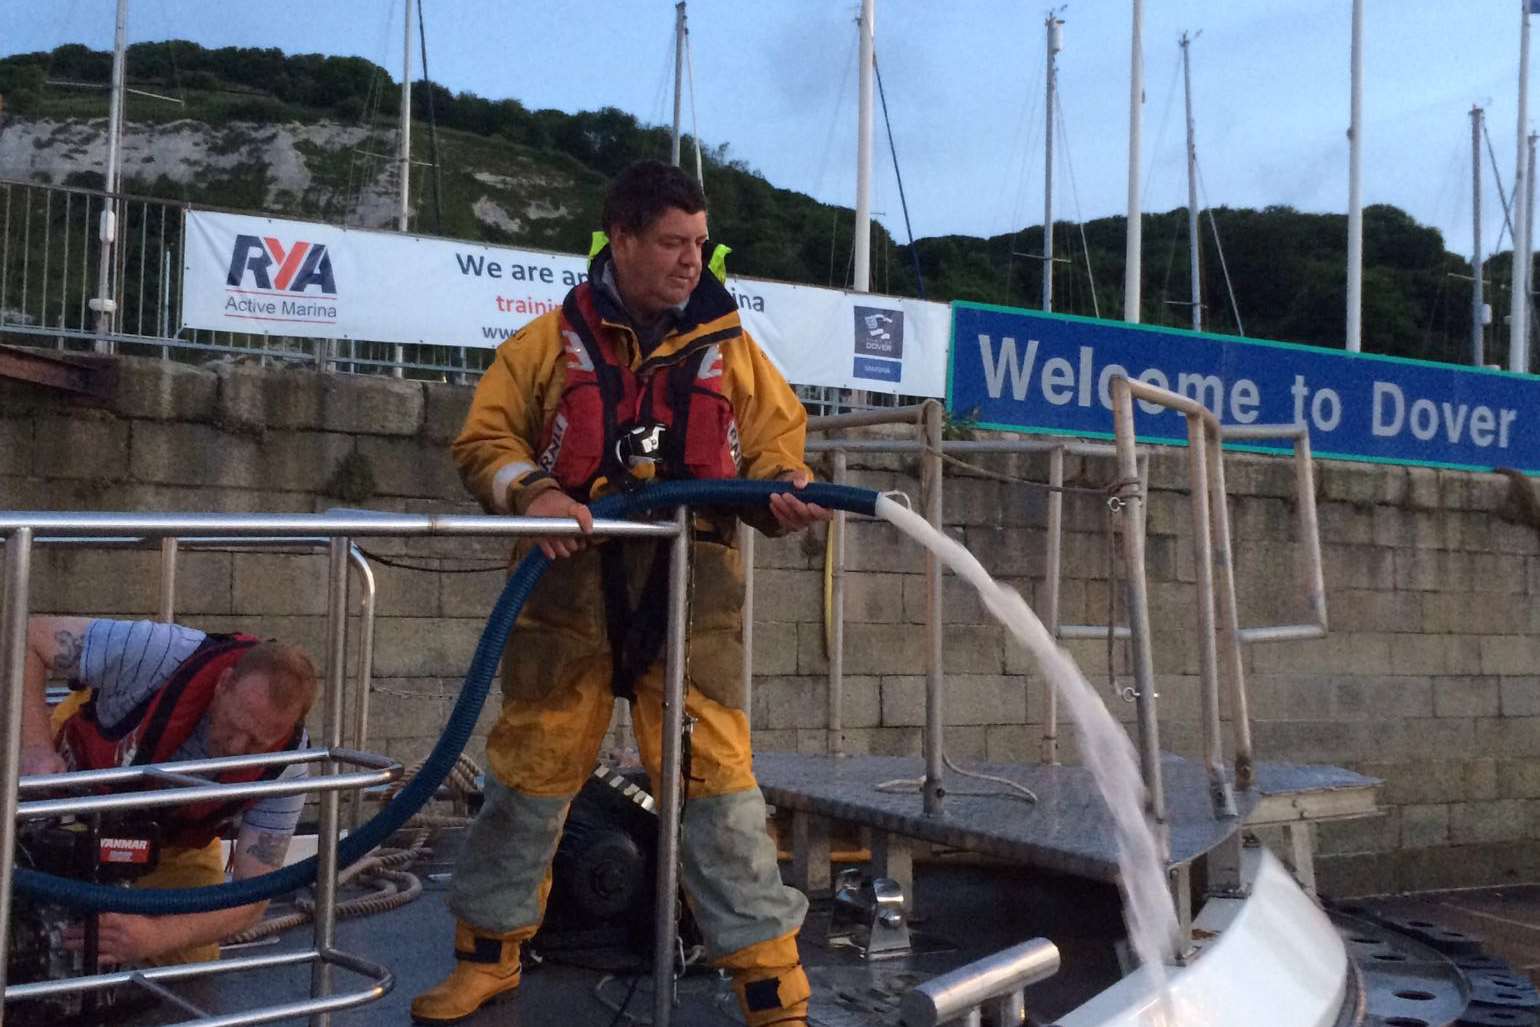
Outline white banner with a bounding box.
[183,211,949,397]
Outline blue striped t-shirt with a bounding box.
[78,619,308,839]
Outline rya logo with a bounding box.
[226,234,337,294]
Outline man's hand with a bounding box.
[19,742,65,777]
[769,471,832,533]
[63,913,168,965]
[524,488,595,559]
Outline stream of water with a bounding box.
[875,495,1185,1022]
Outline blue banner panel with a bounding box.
[948,303,1540,475]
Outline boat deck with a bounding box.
[11,755,1388,1026]
[121,856,1131,1026]
[754,752,1379,882]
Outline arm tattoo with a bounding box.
[48,630,83,677]
[245,831,290,870]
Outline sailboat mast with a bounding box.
[1346,0,1363,352]
[1181,31,1202,333]
[398,0,412,232]
[392,0,413,377]
[1473,106,1486,367]
[1124,0,1143,323]
[93,0,129,352]
[853,0,875,293]
[671,2,686,166]
[1513,0,1531,373]
[1042,14,1062,312]
[1527,130,1537,371]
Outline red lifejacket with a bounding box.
[537,279,742,499]
[57,633,299,849]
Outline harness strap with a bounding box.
[599,540,675,702]
[661,351,707,481]
[562,290,629,498]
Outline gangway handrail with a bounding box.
[1112,377,1250,829]
[1220,422,1330,643]
[899,937,1060,1027]
[801,428,1142,770]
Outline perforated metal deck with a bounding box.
[754,752,1379,881]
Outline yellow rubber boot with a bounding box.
[410,922,526,1024]
[719,932,812,1027]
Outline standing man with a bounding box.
[414,160,827,1026]
[19,616,318,965]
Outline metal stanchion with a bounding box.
[652,507,690,1027]
[157,537,176,622]
[311,537,350,1026]
[1041,446,1064,765]
[347,548,377,831]
[0,526,35,1010]
[1204,432,1253,793]
[739,521,755,730]
[922,401,945,816]
[1110,380,1167,828]
[1185,421,1236,818]
[829,447,847,757]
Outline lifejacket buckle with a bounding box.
[615,423,668,473]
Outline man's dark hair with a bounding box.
[602,160,707,236]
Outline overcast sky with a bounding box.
[6,1,1537,259]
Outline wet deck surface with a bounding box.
[1359,886,1540,985]
[124,859,1129,1026]
[12,754,1398,1022]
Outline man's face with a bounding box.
[609,206,708,322]
[207,670,299,758]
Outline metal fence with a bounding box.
[0,176,918,411]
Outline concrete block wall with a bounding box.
[0,357,505,768]
[3,355,1538,896]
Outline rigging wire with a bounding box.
[1054,86,1101,319]
[344,6,398,226]
[872,52,924,298]
[1195,159,1244,336]
[1482,120,1518,254]
[812,28,860,213]
[647,22,676,139]
[1001,50,1045,305]
[684,31,705,190]
[417,0,445,233]
[1141,51,1181,214]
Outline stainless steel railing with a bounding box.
[0,509,686,1026]
[899,937,1060,1027]
[779,382,1327,829]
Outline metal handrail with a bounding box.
[0,509,693,1024]
[1113,376,1253,822]
[1221,423,1330,643]
[29,531,389,828]
[899,937,1060,1027]
[0,512,677,538]
[6,947,394,1027]
[16,747,400,819]
[802,431,1140,769]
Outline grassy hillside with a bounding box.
[0,41,1510,366]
